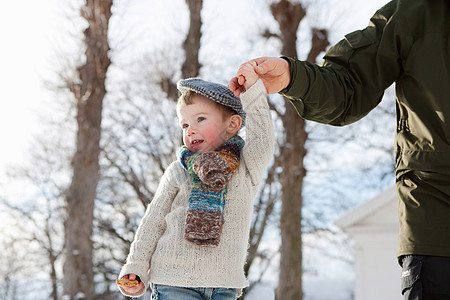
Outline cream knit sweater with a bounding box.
[118,80,274,298]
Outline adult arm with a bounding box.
[281,0,402,126]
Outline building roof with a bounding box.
[335,186,398,233]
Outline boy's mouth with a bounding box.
[191,139,204,148]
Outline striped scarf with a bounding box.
[178,136,244,247]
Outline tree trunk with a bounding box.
[277,108,306,300]
[62,1,112,299]
[182,0,202,79]
[161,0,203,102]
[307,28,330,64]
[270,1,329,299]
[270,1,305,299]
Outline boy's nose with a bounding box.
[187,127,196,136]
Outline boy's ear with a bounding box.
[227,115,242,134]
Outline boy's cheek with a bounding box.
[203,127,225,145]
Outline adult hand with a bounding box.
[229,57,290,97]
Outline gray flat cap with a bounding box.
[177,78,246,126]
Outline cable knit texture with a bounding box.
[118,80,274,298]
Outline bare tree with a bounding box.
[160,0,203,102]
[182,0,203,79]
[96,71,180,290]
[91,1,204,296]
[2,199,64,300]
[241,158,280,297]
[0,120,72,299]
[0,233,23,300]
[62,1,113,299]
[265,1,329,299]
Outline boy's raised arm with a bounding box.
[239,79,274,185]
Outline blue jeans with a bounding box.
[151,284,238,300]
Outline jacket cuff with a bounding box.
[279,56,309,100]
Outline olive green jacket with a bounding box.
[281,0,450,259]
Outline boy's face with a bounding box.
[178,94,234,153]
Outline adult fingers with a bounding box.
[254,57,277,75]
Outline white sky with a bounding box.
[0,0,61,178]
[0,0,388,181]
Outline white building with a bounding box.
[335,186,403,300]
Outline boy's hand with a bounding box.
[229,57,290,97]
[237,61,259,91]
[116,273,144,294]
[230,61,259,97]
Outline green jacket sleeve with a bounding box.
[281,0,403,126]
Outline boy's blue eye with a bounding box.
[197,117,205,122]
[182,124,188,129]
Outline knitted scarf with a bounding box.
[178,136,244,246]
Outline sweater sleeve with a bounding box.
[240,79,274,185]
[118,162,180,298]
[281,0,403,126]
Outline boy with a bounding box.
[117,64,273,299]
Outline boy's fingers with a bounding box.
[228,77,239,92]
[233,86,245,97]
